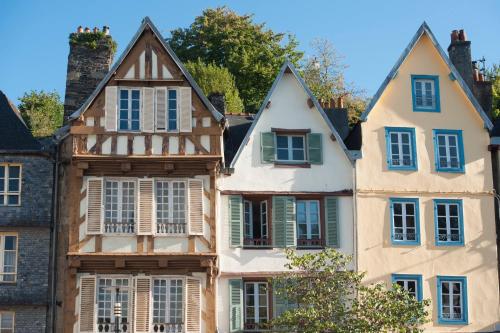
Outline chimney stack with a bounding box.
[208,93,226,115]
[64,25,115,122]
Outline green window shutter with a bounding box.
[273,285,287,318]
[273,196,296,248]
[229,279,243,332]
[307,133,323,164]
[261,132,275,163]
[229,196,243,247]
[325,197,339,247]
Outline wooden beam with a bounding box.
[158,259,169,268]
[121,162,132,172]
[115,259,126,268]
[76,162,89,170]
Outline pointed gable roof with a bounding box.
[229,61,355,168]
[68,17,224,123]
[0,91,41,151]
[360,22,493,130]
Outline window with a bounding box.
[434,199,464,246]
[152,278,184,333]
[243,199,269,247]
[433,130,464,173]
[97,278,130,332]
[385,127,417,170]
[392,274,423,301]
[0,312,14,333]
[0,234,17,283]
[437,276,468,324]
[390,198,420,245]
[168,89,178,131]
[296,200,321,248]
[411,75,440,112]
[156,180,186,234]
[0,164,21,206]
[119,89,141,131]
[104,180,135,233]
[244,282,269,330]
[276,135,305,162]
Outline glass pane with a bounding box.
[406,203,414,215]
[277,149,288,161]
[276,136,288,149]
[120,90,128,99]
[0,166,4,178]
[292,149,304,161]
[131,90,140,99]
[393,203,402,215]
[8,180,18,192]
[8,167,19,178]
[292,136,304,148]
[4,236,16,250]
[7,196,18,205]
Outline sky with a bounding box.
[0,0,499,105]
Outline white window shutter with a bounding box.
[188,179,204,235]
[104,86,118,131]
[155,87,167,131]
[134,277,152,333]
[185,277,201,333]
[137,179,154,235]
[179,87,192,132]
[142,87,155,132]
[79,275,96,333]
[86,178,103,235]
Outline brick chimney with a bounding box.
[448,29,493,119]
[63,26,115,123]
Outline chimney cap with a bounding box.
[103,26,110,35]
[84,27,91,33]
[93,27,99,33]
[77,26,83,33]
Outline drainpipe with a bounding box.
[48,142,60,333]
[352,163,358,274]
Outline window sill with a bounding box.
[0,281,17,285]
[391,240,421,246]
[387,165,418,171]
[274,162,311,168]
[435,168,465,174]
[437,319,468,325]
[435,241,464,247]
[413,107,440,113]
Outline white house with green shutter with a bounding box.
[216,62,355,332]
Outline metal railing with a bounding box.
[152,323,184,333]
[244,238,271,247]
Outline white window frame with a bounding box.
[392,202,416,242]
[0,311,15,333]
[96,276,132,332]
[118,88,141,132]
[154,179,187,235]
[436,202,461,243]
[296,200,321,240]
[244,200,253,239]
[414,78,436,109]
[389,132,413,167]
[0,233,17,283]
[152,277,185,332]
[103,179,136,234]
[260,201,268,239]
[244,281,269,327]
[0,164,22,206]
[436,133,460,169]
[276,135,306,162]
[440,280,464,321]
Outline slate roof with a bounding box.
[0,90,42,151]
[223,114,255,167]
[360,22,493,131]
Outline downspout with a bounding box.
[48,142,60,333]
[352,161,358,274]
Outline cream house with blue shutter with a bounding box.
[55,18,224,333]
[355,23,499,331]
[216,62,355,333]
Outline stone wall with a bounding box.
[0,305,47,333]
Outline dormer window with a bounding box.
[119,89,141,131]
[411,75,440,112]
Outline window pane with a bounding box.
[291,137,304,148]
[276,136,288,149]
[8,167,19,179]
[277,149,288,161]
[4,236,16,250]
[131,90,140,99]
[7,196,18,205]
[8,180,18,192]
[0,166,4,178]
[292,149,304,161]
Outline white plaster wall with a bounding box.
[102,236,136,252]
[154,237,188,252]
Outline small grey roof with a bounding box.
[223,114,255,167]
[229,61,355,168]
[68,17,223,123]
[0,90,42,151]
[360,22,493,130]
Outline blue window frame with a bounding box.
[390,198,420,245]
[385,127,418,170]
[411,75,440,112]
[433,199,464,246]
[392,274,423,301]
[168,89,178,131]
[119,89,141,131]
[437,276,468,325]
[433,129,465,173]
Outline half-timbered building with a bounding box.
[55,17,223,333]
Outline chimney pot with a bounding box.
[77,26,83,33]
[458,29,467,41]
[103,26,110,35]
[337,96,344,109]
[478,72,484,82]
[84,27,91,33]
[451,30,459,42]
[93,27,99,33]
[473,68,480,81]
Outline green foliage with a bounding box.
[486,64,500,119]
[18,90,63,137]
[69,32,117,53]
[302,39,367,126]
[185,59,244,114]
[168,6,303,113]
[271,248,430,333]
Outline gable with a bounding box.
[361,23,492,131]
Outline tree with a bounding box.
[168,6,303,113]
[185,59,244,114]
[302,39,368,126]
[271,248,430,333]
[486,64,500,119]
[18,90,63,137]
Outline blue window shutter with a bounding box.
[307,133,323,164]
[229,196,243,247]
[261,132,275,163]
[229,279,243,332]
[324,197,339,247]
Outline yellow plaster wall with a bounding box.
[356,32,499,331]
